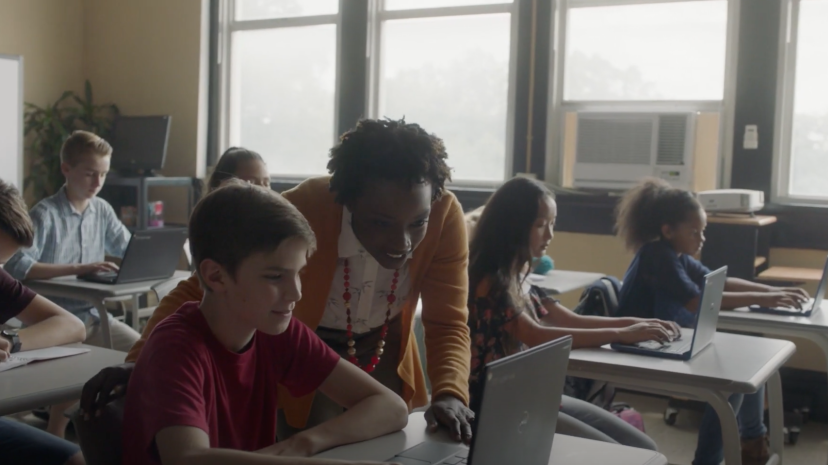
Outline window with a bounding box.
[221,0,339,177]
[775,0,828,203]
[548,0,734,187]
[564,1,727,101]
[369,1,517,184]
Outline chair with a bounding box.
[68,399,125,465]
[124,274,190,330]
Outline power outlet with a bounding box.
[744,125,759,150]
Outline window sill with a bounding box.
[270,178,828,251]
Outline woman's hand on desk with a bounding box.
[79,362,135,419]
[425,393,475,445]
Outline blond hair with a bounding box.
[60,130,112,166]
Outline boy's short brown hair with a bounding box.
[60,130,113,166]
[0,179,34,247]
[189,180,316,288]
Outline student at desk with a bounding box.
[0,179,87,465]
[4,131,140,352]
[467,177,678,450]
[4,131,141,438]
[614,178,809,465]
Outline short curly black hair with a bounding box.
[327,118,452,205]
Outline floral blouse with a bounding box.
[467,278,556,413]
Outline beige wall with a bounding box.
[0,0,85,200]
[0,0,85,107]
[82,0,209,224]
[549,232,828,372]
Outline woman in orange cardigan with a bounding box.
[81,119,474,443]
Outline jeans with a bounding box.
[557,395,658,451]
[693,386,767,465]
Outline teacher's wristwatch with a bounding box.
[1,329,21,353]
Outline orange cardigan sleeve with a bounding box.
[420,195,471,405]
[124,275,204,363]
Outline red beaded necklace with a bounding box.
[343,258,398,373]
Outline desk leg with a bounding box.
[130,295,140,330]
[93,301,113,349]
[767,372,785,465]
[697,389,742,465]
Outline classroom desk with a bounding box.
[529,269,605,295]
[0,344,124,416]
[315,412,668,465]
[25,271,191,348]
[567,332,795,465]
[719,307,828,465]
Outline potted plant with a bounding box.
[24,80,119,201]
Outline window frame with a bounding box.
[544,0,741,189]
[771,0,828,206]
[213,0,343,181]
[365,0,521,188]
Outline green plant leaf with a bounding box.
[85,80,93,105]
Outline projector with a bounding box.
[697,189,764,213]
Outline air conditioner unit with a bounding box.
[565,112,719,192]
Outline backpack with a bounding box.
[564,276,623,410]
[572,276,623,318]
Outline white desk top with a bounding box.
[0,344,125,416]
[528,269,605,295]
[316,412,667,465]
[568,332,796,393]
[25,270,192,298]
[719,306,828,332]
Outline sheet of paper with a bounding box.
[0,346,90,373]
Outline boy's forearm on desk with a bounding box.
[25,263,81,280]
[18,315,86,349]
[173,449,367,465]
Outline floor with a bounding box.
[615,391,828,465]
[9,392,828,465]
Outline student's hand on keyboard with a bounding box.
[76,261,120,276]
[755,291,805,310]
[79,362,135,419]
[618,322,672,345]
[780,287,810,304]
[638,319,682,340]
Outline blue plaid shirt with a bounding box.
[5,186,131,314]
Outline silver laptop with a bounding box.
[78,228,188,284]
[748,254,828,317]
[610,266,727,361]
[385,336,573,465]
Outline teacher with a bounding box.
[81,118,474,442]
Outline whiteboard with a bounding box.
[0,55,23,189]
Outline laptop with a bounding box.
[385,336,573,465]
[78,228,188,284]
[610,266,727,361]
[747,255,828,317]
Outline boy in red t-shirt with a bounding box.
[122,181,408,465]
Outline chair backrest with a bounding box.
[69,399,125,465]
[152,275,190,302]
